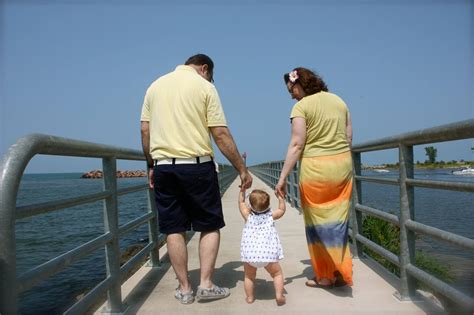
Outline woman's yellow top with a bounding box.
[290,91,350,157]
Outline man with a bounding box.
[140,54,252,304]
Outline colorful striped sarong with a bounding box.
[299,151,353,286]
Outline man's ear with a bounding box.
[200,64,209,74]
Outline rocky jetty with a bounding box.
[81,170,146,179]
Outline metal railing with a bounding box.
[217,164,239,195]
[250,161,300,209]
[0,133,238,315]
[250,119,474,312]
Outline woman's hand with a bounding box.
[275,178,287,199]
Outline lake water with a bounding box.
[15,173,151,314]
[12,169,474,313]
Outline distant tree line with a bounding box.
[378,146,472,168]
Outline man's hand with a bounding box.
[148,168,154,189]
[239,170,252,192]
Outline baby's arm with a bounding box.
[239,190,250,221]
[272,194,286,220]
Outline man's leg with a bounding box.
[198,230,220,288]
[167,232,191,293]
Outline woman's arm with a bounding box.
[275,117,306,198]
[272,194,286,220]
[346,112,353,148]
[238,190,250,221]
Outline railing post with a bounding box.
[146,167,160,267]
[350,152,364,258]
[0,166,19,315]
[397,144,417,300]
[273,162,278,187]
[102,157,124,314]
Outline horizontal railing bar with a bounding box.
[405,220,474,251]
[219,173,237,180]
[17,233,112,293]
[352,119,474,153]
[251,171,279,180]
[250,171,299,189]
[117,184,149,196]
[120,242,155,280]
[118,212,155,237]
[406,178,474,192]
[15,190,112,220]
[355,204,400,226]
[64,277,113,315]
[406,264,474,311]
[28,134,145,160]
[355,234,400,266]
[219,171,238,178]
[218,172,236,178]
[354,175,399,185]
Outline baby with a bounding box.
[239,189,286,305]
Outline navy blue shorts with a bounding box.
[153,161,225,234]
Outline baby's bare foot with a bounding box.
[276,295,286,306]
[246,296,255,304]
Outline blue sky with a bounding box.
[1,0,473,173]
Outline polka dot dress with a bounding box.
[240,208,284,266]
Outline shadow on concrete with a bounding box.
[188,260,243,292]
[122,256,173,315]
[122,232,196,315]
[188,260,286,301]
[360,256,448,315]
[285,259,354,298]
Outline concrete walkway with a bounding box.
[96,173,445,315]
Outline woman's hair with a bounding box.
[284,67,328,95]
[249,189,270,212]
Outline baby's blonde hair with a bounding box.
[249,189,270,212]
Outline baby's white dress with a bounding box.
[240,208,284,268]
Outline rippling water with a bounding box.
[15,173,150,314]
[360,168,474,297]
[13,169,473,313]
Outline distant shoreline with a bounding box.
[21,162,473,175]
[363,161,473,170]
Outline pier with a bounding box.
[93,174,443,314]
[1,120,473,314]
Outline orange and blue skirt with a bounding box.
[299,151,353,286]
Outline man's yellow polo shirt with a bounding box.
[141,65,227,160]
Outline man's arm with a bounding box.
[141,121,154,188]
[210,126,252,191]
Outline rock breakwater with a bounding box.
[80,170,146,179]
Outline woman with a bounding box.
[275,67,353,288]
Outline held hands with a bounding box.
[239,188,246,203]
[274,178,287,199]
[239,170,253,192]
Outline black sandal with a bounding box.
[305,278,334,289]
[334,271,348,287]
